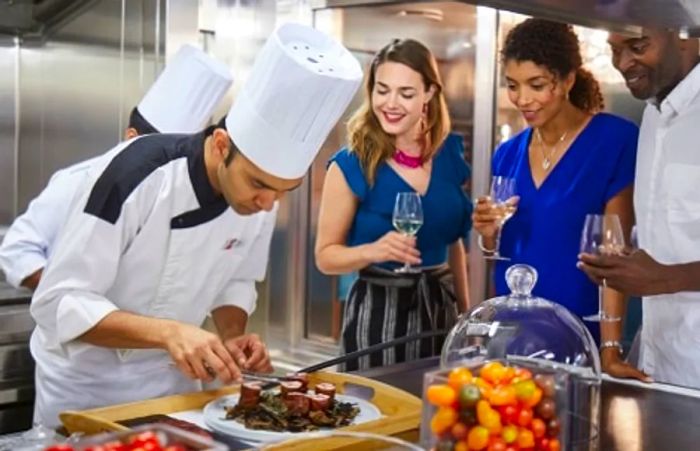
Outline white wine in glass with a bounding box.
[485,176,517,261]
[580,213,624,322]
[392,192,423,273]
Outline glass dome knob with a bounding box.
[505,264,538,297]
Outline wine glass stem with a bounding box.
[494,225,503,257]
[598,285,604,319]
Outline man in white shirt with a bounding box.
[579,29,700,387]
[29,23,362,428]
[0,44,232,290]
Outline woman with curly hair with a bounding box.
[473,18,647,381]
[315,39,473,370]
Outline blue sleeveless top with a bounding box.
[491,113,638,342]
[329,133,473,269]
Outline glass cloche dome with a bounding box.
[421,264,600,450]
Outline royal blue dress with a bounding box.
[492,113,638,343]
[330,133,473,269]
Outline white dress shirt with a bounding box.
[636,62,700,388]
[30,131,276,427]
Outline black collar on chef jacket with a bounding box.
[84,127,228,229]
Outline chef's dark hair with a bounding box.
[127,107,159,135]
[215,115,239,167]
[502,18,604,113]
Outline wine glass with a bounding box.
[392,192,423,273]
[580,214,624,322]
[484,176,517,261]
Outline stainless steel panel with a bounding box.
[0,38,18,224]
[311,0,700,35]
[16,0,164,213]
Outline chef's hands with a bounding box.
[223,333,273,373]
[164,323,243,384]
[472,195,519,239]
[364,231,421,266]
[601,348,653,383]
[578,249,673,297]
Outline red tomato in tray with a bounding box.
[45,446,75,451]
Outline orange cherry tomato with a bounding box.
[467,426,490,450]
[517,407,533,427]
[523,387,543,408]
[501,425,518,444]
[531,418,547,439]
[480,362,507,385]
[489,385,517,407]
[454,441,469,451]
[427,384,457,407]
[548,439,561,451]
[448,367,474,390]
[430,406,458,435]
[518,428,535,449]
[473,377,494,399]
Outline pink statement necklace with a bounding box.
[393,148,423,169]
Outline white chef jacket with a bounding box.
[0,157,99,288]
[30,130,277,427]
[636,62,700,388]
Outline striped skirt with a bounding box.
[340,265,459,371]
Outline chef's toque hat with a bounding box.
[225,23,362,179]
[137,44,233,133]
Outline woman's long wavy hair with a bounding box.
[347,39,450,185]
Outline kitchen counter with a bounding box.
[357,357,700,451]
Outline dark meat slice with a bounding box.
[308,393,331,411]
[280,380,304,397]
[283,392,310,416]
[315,382,336,400]
[285,372,310,391]
[309,409,335,427]
[239,382,262,408]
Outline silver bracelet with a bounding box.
[600,340,623,355]
[477,234,498,254]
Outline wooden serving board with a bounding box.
[60,371,422,450]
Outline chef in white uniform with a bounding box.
[30,23,362,428]
[0,44,232,291]
[580,29,700,388]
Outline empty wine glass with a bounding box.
[392,192,423,273]
[484,176,517,261]
[629,225,639,251]
[580,214,624,322]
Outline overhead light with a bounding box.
[396,8,444,22]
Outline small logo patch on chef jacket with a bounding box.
[223,238,240,250]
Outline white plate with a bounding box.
[202,392,382,444]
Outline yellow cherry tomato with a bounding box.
[430,406,458,435]
[523,387,543,408]
[427,384,457,407]
[448,367,474,390]
[514,379,537,403]
[501,425,518,444]
[467,426,490,450]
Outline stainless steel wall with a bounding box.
[0,0,165,224]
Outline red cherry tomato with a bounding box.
[163,446,186,451]
[499,405,519,425]
[536,437,551,451]
[487,437,507,451]
[531,418,547,438]
[517,407,533,427]
[45,446,75,451]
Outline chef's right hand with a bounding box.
[472,195,519,239]
[164,322,242,384]
[363,231,421,266]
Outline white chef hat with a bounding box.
[225,23,362,180]
[137,44,233,133]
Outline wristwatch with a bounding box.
[600,340,623,355]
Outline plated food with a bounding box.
[226,374,360,432]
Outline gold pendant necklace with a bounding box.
[536,128,568,171]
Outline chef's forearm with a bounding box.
[77,310,177,349]
[211,305,248,340]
